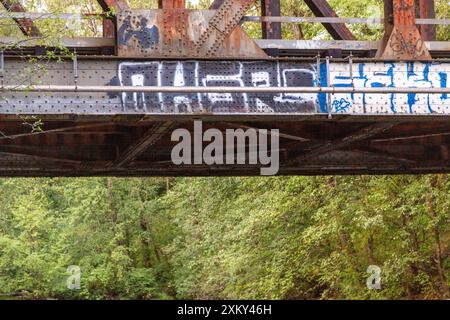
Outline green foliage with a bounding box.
[0,178,174,299]
[0,176,448,300]
[163,175,449,300]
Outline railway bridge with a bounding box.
[0,0,449,176]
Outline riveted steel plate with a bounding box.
[116,9,267,58]
[0,58,449,116]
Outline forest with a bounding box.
[0,176,449,299]
[0,0,449,300]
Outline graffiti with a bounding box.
[118,16,159,50]
[389,30,428,60]
[332,98,351,112]
[1,59,448,116]
[113,60,449,115]
[326,62,449,114]
[112,61,318,113]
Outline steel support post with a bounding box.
[158,0,185,9]
[261,0,281,39]
[417,0,436,41]
[377,0,431,60]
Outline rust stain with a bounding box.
[158,0,185,9]
[117,8,268,59]
[377,0,431,60]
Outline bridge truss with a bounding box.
[0,0,449,176]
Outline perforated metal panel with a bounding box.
[1,58,449,116]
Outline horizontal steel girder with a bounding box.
[0,120,449,176]
[2,37,449,59]
[1,57,449,116]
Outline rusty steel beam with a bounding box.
[96,0,129,12]
[0,118,450,176]
[0,0,41,37]
[0,123,117,142]
[194,0,267,58]
[352,147,417,164]
[0,150,82,165]
[112,122,173,168]
[383,0,394,37]
[210,0,224,10]
[103,19,115,38]
[97,1,130,48]
[417,0,436,41]
[116,1,267,58]
[224,123,311,142]
[372,131,450,143]
[261,0,282,39]
[291,123,395,164]
[377,0,431,60]
[303,0,355,40]
[158,0,185,9]
[209,0,267,58]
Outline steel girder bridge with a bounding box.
[0,0,449,176]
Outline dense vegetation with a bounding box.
[0,0,449,300]
[0,176,448,299]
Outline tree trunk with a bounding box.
[367,235,376,265]
[139,216,152,268]
[427,175,449,298]
[107,177,118,237]
[400,212,419,298]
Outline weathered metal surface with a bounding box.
[324,61,450,114]
[0,59,316,114]
[378,0,431,60]
[158,0,185,9]
[2,37,449,58]
[194,0,258,56]
[111,121,174,167]
[103,19,115,38]
[261,0,282,40]
[98,2,115,39]
[0,0,41,37]
[207,0,263,58]
[256,39,380,52]
[0,1,449,177]
[209,0,224,10]
[97,0,129,12]
[0,119,449,177]
[417,0,436,41]
[97,0,129,39]
[116,6,267,58]
[0,58,449,116]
